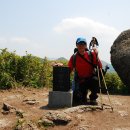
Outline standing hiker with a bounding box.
[89,37,99,51]
[68,37,102,105]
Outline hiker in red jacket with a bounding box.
[68,37,102,105]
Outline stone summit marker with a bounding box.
[48,66,73,108]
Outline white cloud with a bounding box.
[53,17,120,63]
[10,37,30,43]
[0,36,42,57]
[54,17,119,39]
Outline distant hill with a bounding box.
[101,60,115,72]
[57,57,68,61]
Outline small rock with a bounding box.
[16,109,24,118]
[2,102,16,111]
[42,111,71,126]
[23,99,39,105]
[2,102,16,114]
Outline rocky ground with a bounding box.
[0,87,130,130]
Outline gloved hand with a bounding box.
[93,47,98,54]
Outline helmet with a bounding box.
[76,37,87,45]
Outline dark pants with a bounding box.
[73,77,99,104]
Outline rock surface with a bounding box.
[1,88,130,130]
[111,29,130,87]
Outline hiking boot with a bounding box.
[89,100,98,105]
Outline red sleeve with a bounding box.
[92,52,102,68]
[68,55,73,73]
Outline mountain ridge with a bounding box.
[101,60,115,72]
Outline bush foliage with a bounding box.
[0,48,129,95]
[0,49,52,89]
[103,72,130,95]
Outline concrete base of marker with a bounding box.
[48,90,73,108]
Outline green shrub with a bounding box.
[0,49,53,89]
[103,72,129,95]
[0,48,18,89]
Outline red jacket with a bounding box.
[68,51,102,79]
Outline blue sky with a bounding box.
[0,0,130,63]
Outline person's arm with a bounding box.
[89,42,92,50]
[68,55,73,73]
[92,52,102,68]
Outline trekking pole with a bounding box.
[100,68,113,111]
[97,66,103,110]
[94,48,103,110]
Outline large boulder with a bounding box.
[110,29,130,87]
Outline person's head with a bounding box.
[76,37,87,45]
[92,37,96,40]
[76,37,87,55]
[92,37,98,42]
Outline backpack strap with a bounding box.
[72,51,94,70]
